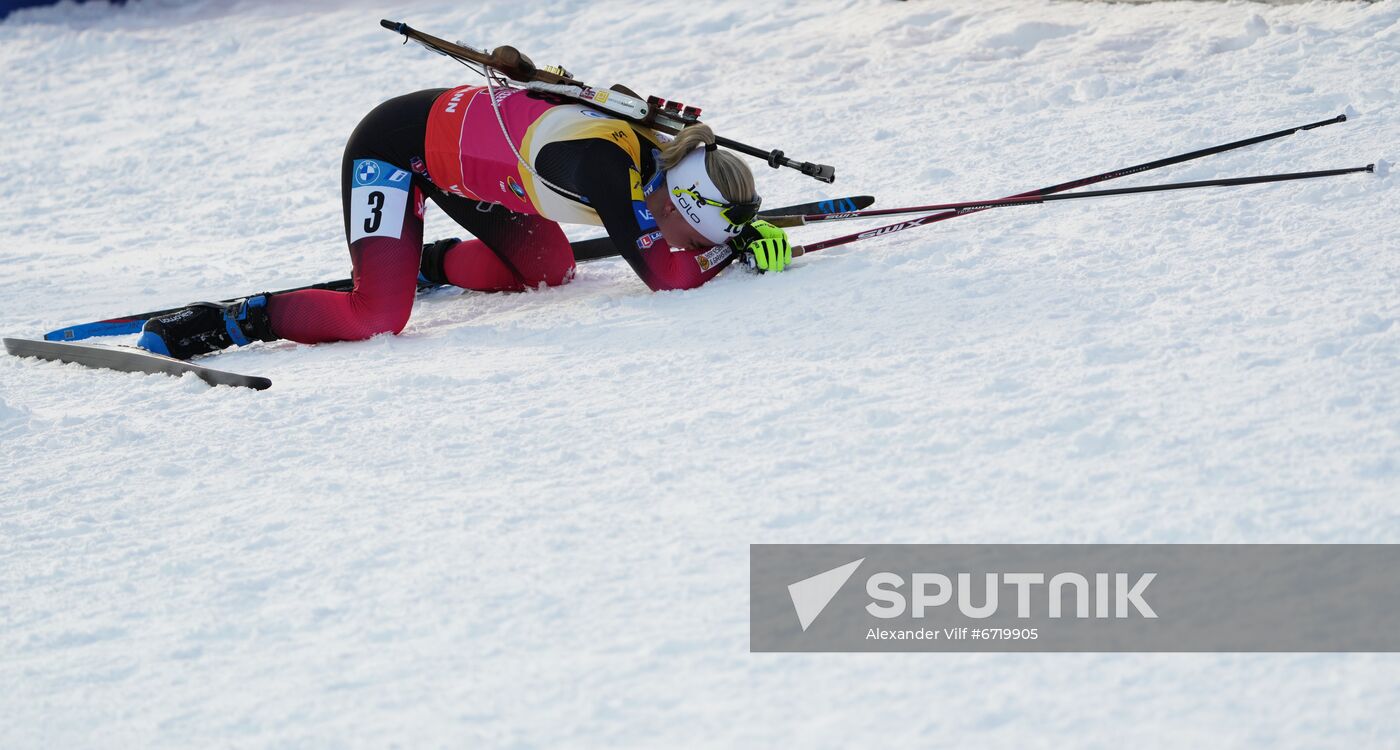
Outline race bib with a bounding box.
[349,159,412,243]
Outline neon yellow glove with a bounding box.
[739,219,792,273]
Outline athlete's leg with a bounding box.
[267,170,422,343]
[266,227,422,343]
[266,92,441,344]
[421,237,519,292]
[423,193,576,292]
[136,90,445,358]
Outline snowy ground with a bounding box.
[2,0,1398,746]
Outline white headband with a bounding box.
[665,148,744,245]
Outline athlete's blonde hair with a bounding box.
[658,124,756,204]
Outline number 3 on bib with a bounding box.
[349,159,411,243]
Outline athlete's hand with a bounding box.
[735,220,792,273]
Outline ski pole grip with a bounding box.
[380,19,405,33]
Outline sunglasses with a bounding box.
[670,186,763,227]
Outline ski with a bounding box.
[41,277,367,342]
[4,337,272,390]
[42,195,874,342]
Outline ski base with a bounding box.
[4,337,271,390]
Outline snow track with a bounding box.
[1,0,1397,746]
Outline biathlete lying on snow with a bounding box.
[137,85,794,359]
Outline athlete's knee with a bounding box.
[348,293,414,337]
[344,274,416,336]
[533,257,575,288]
[515,227,576,287]
[341,232,423,335]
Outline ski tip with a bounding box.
[40,318,145,342]
[808,196,875,214]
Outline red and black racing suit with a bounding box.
[267,87,735,344]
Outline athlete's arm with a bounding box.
[540,139,736,291]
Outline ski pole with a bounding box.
[793,113,1349,255]
[770,165,1373,229]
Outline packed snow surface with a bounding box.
[2,0,1398,746]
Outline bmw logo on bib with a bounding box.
[355,160,381,186]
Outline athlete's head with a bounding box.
[653,124,760,251]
